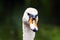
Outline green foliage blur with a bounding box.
[0,0,60,40]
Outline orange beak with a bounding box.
[29,17,37,27]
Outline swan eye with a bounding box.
[28,13,33,17]
[28,13,30,16]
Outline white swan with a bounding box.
[22,7,38,40]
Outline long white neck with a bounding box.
[22,23,35,40]
[22,7,38,40]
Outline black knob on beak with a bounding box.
[33,28,38,32]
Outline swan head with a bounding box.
[23,7,38,32]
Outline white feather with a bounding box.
[22,7,38,40]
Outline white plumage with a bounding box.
[22,7,38,40]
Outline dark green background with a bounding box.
[0,0,60,40]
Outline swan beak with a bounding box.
[29,17,33,24]
[29,17,38,32]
